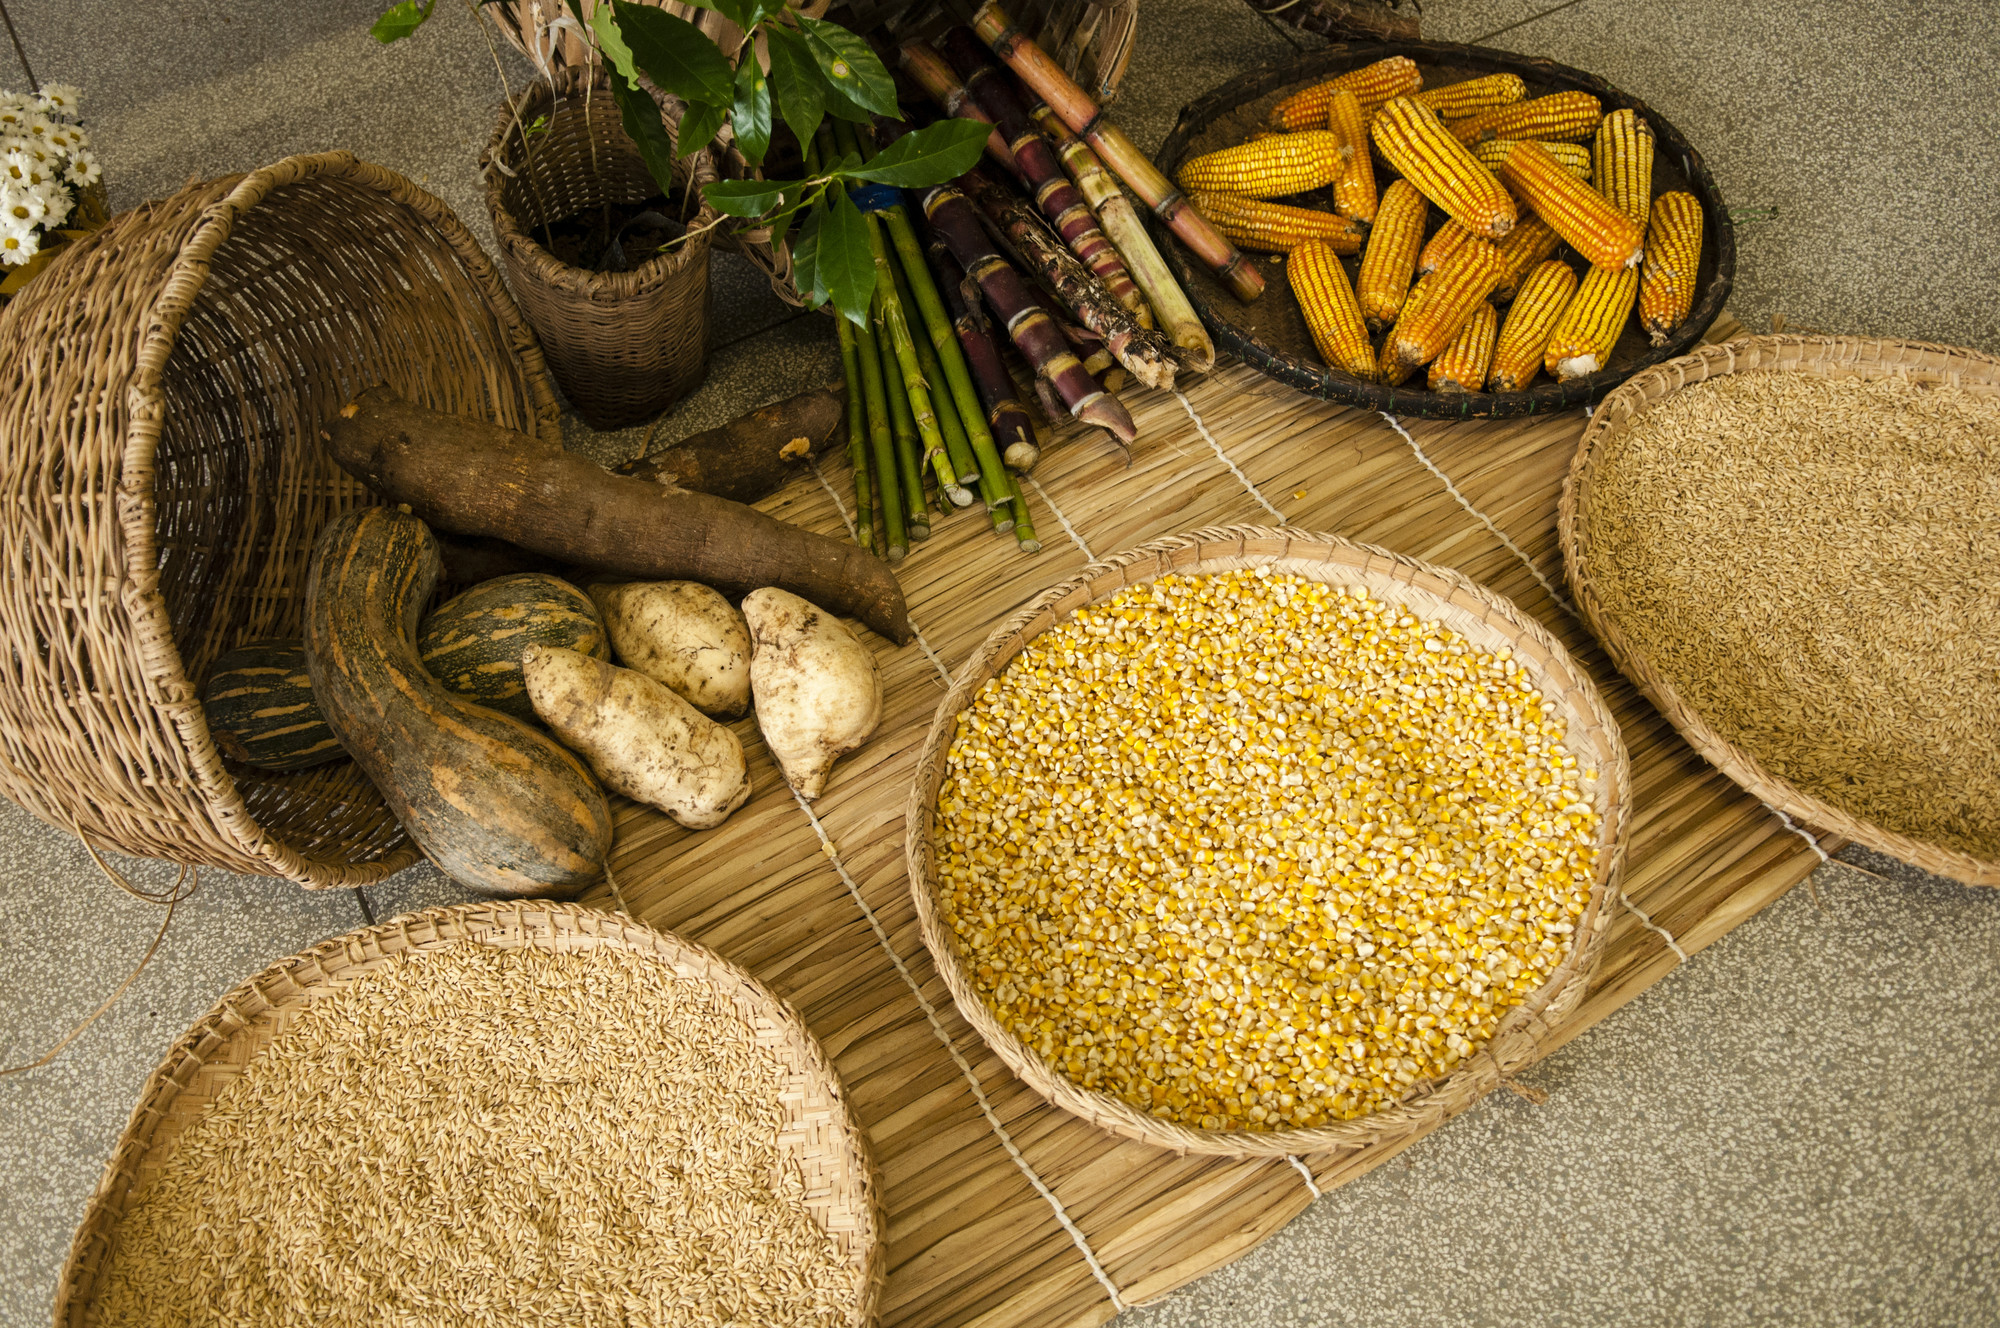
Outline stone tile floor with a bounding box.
[1,0,1995,1323]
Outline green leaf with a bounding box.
[610,74,682,199]
[845,119,990,187]
[678,99,728,158]
[790,203,827,309]
[818,187,876,326]
[820,79,874,124]
[592,4,640,87]
[677,0,784,30]
[613,0,734,106]
[765,27,826,155]
[703,178,789,217]
[370,0,436,43]
[798,16,898,118]
[731,56,772,168]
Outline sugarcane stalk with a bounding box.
[867,219,953,526]
[897,41,1024,184]
[940,27,1151,328]
[1003,466,1041,553]
[923,230,1043,471]
[1029,100,1215,373]
[883,209,1007,494]
[851,276,906,562]
[835,317,876,553]
[873,289,931,541]
[971,0,1264,304]
[883,239,976,507]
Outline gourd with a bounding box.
[418,573,608,723]
[304,508,613,898]
[200,639,344,772]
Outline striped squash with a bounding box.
[201,639,345,772]
[418,574,609,723]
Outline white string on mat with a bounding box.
[810,457,953,687]
[809,456,858,542]
[1176,389,1288,523]
[1287,1154,1323,1200]
[1025,474,1095,562]
[1376,412,1578,619]
[1618,890,1689,963]
[789,788,1128,1312]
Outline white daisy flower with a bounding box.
[0,105,29,133]
[66,125,91,153]
[2,181,47,229]
[0,150,31,186]
[64,151,99,188]
[34,179,71,227]
[23,113,53,139]
[0,224,40,267]
[45,126,77,155]
[37,84,82,116]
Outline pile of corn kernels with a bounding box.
[934,569,1600,1131]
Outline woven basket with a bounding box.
[0,150,560,889]
[1561,335,2000,888]
[54,901,885,1326]
[484,66,717,429]
[906,526,1631,1156]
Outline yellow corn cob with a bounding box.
[1428,301,1498,392]
[1415,73,1526,122]
[1385,236,1503,368]
[1544,264,1638,380]
[1490,214,1561,303]
[1640,191,1704,345]
[1450,90,1602,146]
[1593,109,1655,225]
[1355,179,1428,330]
[1472,138,1592,181]
[1488,259,1577,391]
[1288,239,1378,380]
[1417,220,1477,276]
[1500,141,1644,269]
[1269,57,1423,132]
[1371,97,1517,239]
[1192,191,1366,254]
[1377,339,1418,386]
[1325,87,1378,223]
[1176,131,1348,200]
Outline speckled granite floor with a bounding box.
[1,1,1995,1324]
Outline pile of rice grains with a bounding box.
[934,568,1604,1132]
[1585,370,1999,861]
[97,943,855,1328]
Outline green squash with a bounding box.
[417,573,609,723]
[201,639,345,772]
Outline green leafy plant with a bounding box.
[376,0,988,326]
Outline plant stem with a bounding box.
[852,270,906,562]
[869,220,952,528]
[874,285,930,541]
[835,294,875,553]
[883,208,1008,491]
[921,228,1042,472]
[885,237,977,506]
[1004,467,1042,552]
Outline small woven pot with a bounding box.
[0,150,560,888]
[906,526,1631,1157]
[1561,335,2000,887]
[55,901,885,1326]
[484,67,717,429]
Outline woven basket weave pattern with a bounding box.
[906,527,1631,1157]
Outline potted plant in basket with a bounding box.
[0,84,109,307]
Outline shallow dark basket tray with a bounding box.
[1150,41,1736,418]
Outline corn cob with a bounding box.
[1377,339,1418,386]
[1418,220,1477,275]
[1428,300,1498,391]
[1472,138,1591,181]
[1450,90,1602,146]
[1268,56,1422,132]
[1372,97,1517,239]
[1490,214,1561,303]
[1288,239,1377,380]
[1193,191,1366,254]
[1355,179,1428,330]
[1544,263,1638,380]
[1385,236,1503,369]
[1324,87,1378,223]
[1176,131,1348,200]
[1593,109,1655,225]
[1640,190,1704,345]
[1487,259,1577,391]
[1415,73,1526,122]
[1500,141,1644,269]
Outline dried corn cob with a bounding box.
[1288,239,1377,380]
[1385,236,1503,368]
[1428,301,1498,391]
[1418,220,1477,275]
[1176,131,1347,200]
[1451,90,1602,146]
[1500,141,1644,269]
[1372,97,1517,238]
[1415,73,1526,122]
[1490,214,1561,303]
[1325,87,1378,223]
[1269,56,1422,131]
[1544,263,1638,380]
[1640,191,1704,345]
[1194,191,1366,254]
[1593,109,1655,225]
[1488,259,1577,391]
[1472,138,1591,181]
[1356,179,1428,329]
[1377,340,1418,387]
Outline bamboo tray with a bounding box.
[1561,334,2000,888]
[906,528,1631,1158]
[1150,41,1735,419]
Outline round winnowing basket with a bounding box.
[1560,335,2000,888]
[0,150,562,889]
[906,527,1631,1156]
[54,901,886,1327]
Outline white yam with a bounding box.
[743,588,882,800]
[588,581,751,719]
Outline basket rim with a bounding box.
[1149,39,1737,420]
[53,899,887,1327]
[1559,333,2000,888]
[903,525,1632,1157]
[113,149,563,889]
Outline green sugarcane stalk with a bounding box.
[1004,467,1041,553]
[885,237,976,506]
[867,220,949,531]
[852,276,906,562]
[874,287,930,541]
[835,316,875,554]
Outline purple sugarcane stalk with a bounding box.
[920,220,1045,470]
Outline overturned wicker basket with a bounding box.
[0,151,561,888]
[907,527,1631,1156]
